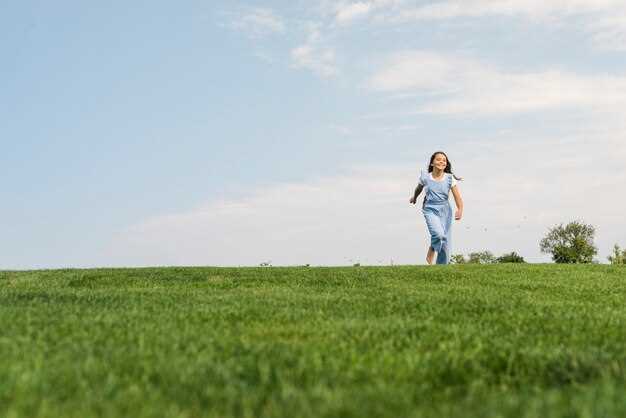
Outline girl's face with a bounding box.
[432,153,448,170]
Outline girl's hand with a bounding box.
[409,196,416,204]
[455,210,463,220]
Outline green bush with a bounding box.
[496,252,526,263]
[468,251,497,264]
[451,251,498,264]
[452,251,525,264]
[450,254,466,264]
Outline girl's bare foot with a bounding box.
[426,247,435,265]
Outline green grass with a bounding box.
[1,264,625,418]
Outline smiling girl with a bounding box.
[410,151,464,265]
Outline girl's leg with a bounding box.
[423,209,446,258]
[435,205,453,265]
[426,246,435,264]
[435,244,448,264]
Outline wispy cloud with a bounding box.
[315,0,626,26]
[390,0,623,21]
[326,0,403,25]
[291,45,338,78]
[335,2,373,24]
[380,1,626,51]
[108,165,415,266]
[227,7,285,38]
[368,50,626,115]
[290,24,338,78]
[325,1,626,53]
[222,1,626,81]
[588,14,626,51]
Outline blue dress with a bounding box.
[419,170,455,265]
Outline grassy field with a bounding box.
[1,264,625,418]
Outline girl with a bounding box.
[409,152,463,265]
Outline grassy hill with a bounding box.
[1,265,625,418]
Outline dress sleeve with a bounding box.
[450,174,457,188]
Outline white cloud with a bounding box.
[107,166,415,266]
[290,24,338,78]
[324,1,626,52]
[315,0,626,27]
[393,0,623,21]
[382,1,626,52]
[291,45,338,78]
[229,8,285,37]
[587,14,626,51]
[314,0,404,25]
[106,129,626,267]
[223,1,626,80]
[368,50,626,115]
[335,2,373,24]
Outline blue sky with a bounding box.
[2,0,626,269]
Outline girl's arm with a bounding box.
[410,184,424,204]
[451,185,463,220]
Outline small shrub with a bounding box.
[450,254,466,264]
[451,251,525,264]
[468,251,497,264]
[497,252,526,263]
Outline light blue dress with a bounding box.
[419,170,455,265]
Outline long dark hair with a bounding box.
[428,151,462,181]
